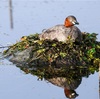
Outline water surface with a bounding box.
[0,0,99,99]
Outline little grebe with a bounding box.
[39,15,82,42]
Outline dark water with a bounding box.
[0,0,99,99]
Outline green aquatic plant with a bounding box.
[3,32,100,69]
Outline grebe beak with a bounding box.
[72,21,79,25]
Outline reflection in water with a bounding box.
[18,65,98,99]
[47,76,81,98]
[9,0,13,29]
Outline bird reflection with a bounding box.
[19,64,97,99]
[47,76,81,98]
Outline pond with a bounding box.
[0,0,99,99]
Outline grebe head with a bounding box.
[64,88,79,98]
[64,15,79,27]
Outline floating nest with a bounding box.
[3,32,99,98]
[3,32,100,71]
